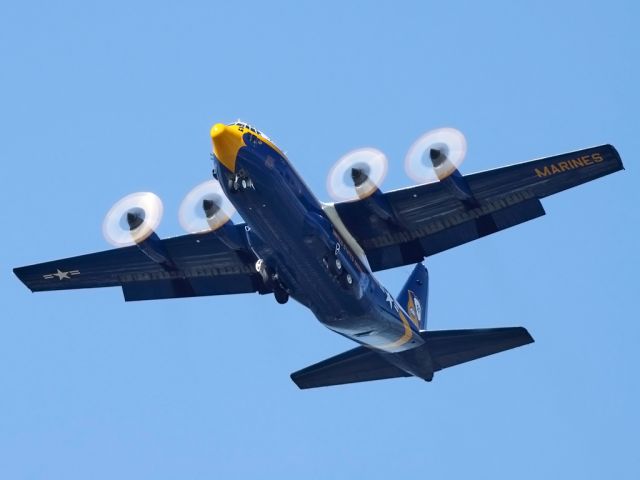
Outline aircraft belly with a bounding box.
[319,307,422,353]
[223,150,365,315]
[223,148,422,353]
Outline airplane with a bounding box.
[13,121,624,388]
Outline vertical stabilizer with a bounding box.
[397,263,429,330]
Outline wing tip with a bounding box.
[12,266,34,292]
[604,143,624,171]
[289,373,308,390]
[520,327,535,345]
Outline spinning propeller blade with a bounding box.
[102,192,164,246]
[404,127,467,183]
[326,148,388,201]
[178,179,236,233]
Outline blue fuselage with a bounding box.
[215,133,425,357]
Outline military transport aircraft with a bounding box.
[14,122,623,388]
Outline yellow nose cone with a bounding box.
[210,123,226,139]
[210,123,244,172]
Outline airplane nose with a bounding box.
[210,123,244,173]
[210,123,226,139]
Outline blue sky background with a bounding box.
[1,1,638,478]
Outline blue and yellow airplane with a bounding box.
[13,122,624,388]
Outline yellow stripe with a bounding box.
[377,310,413,351]
[406,291,420,328]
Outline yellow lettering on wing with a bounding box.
[534,153,604,178]
[535,166,552,177]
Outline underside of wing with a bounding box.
[333,144,623,271]
[14,225,270,301]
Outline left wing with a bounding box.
[14,226,270,301]
[333,144,623,271]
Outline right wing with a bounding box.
[333,144,623,271]
[14,225,270,301]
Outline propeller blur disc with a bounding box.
[404,127,467,183]
[178,179,236,233]
[102,192,163,246]
[327,147,388,201]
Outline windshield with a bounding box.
[227,121,272,141]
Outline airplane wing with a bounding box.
[333,144,623,272]
[13,226,270,301]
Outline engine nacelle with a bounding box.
[135,231,174,266]
[212,219,246,251]
[440,169,478,208]
[124,209,175,267]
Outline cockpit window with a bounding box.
[227,121,271,141]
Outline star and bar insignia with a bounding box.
[43,269,80,280]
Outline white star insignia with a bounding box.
[385,291,394,309]
[43,269,80,281]
[53,269,70,280]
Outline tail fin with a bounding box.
[397,263,429,330]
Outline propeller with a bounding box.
[178,179,237,233]
[102,192,164,247]
[404,127,467,183]
[326,147,388,201]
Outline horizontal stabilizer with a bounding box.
[291,327,533,389]
[424,327,534,371]
[290,346,410,389]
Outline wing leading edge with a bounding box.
[334,144,623,271]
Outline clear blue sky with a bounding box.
[1,1,638,478]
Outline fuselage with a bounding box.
[210,122,425,357]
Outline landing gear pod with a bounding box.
[404,127,467,183]
[102,192,164,247]
[327,148,388,201]
[255,259,289,304]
